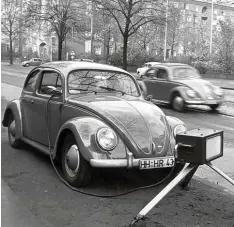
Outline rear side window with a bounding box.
[24,70,40,92]
[39,71,62,95]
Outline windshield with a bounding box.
[68,70,140,97]
[173,67,200,80]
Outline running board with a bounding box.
[21,137,53,157]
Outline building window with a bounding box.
[214,9,218,15]
[187,15,192,22]
[195,6,199,12]
[202,19,208,25]
[194,16,199,24]
[174,2,179,8]
[202,6,207,14]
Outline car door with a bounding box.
[30,70,63,146]
[143,67,177,103]
[152,67,182,103]
[35,59,42,66]
[141,68,159,100]
[21,69,41,139]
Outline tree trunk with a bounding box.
[9,31,13,65]
[58,38,63,60]
[122,35,128,70]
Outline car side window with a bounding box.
[157,69,168,80]
[39,71,62,95]
[145,69,157,79]
[24,70,40,92]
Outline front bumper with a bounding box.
[185,99,222,105]
[90,151,175,169]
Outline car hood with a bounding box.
[67,95,171,158]
[176,79,215,98]
[22,61,29,64]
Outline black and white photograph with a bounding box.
[1,0,234,226]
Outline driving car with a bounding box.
[2,61,187,187]
[137,63,224,112]
[22,58,43,67]
[137,62,161,76]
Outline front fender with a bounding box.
[166,116,186,151]
[53,117,127,162]
[2,99,23,139]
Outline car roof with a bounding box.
[38,61,129,76]
[150,63,193,68]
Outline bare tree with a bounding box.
[94,0,164,69]
[27,0,89,60]
[1,0,28,64]
[167,5,182,57]
[213,20,234,73]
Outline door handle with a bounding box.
[30,99,35,104]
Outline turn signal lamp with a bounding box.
[175,128,223,165]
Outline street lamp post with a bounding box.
[164,0,169,62]
[210,0,214,55]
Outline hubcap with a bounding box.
[65,144,80,178]
[173,96,184,111]
[8,120,16,143]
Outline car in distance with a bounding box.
[2,61,187,187]
[137,63,224,112]
[137,62,161,76]
[22,58,43,67]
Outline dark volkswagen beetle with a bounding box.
[138,63,224,112]
[2,61,187,187]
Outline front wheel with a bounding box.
[172,94,185,112]
[61,134,92,187]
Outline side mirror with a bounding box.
[47,86,62,96]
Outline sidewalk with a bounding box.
[1,179,53,227]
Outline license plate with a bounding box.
[139,157,175,169]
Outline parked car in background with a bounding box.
[137,63,224,112]
[2,61,187,187]
[137,62,161,76]
[22,58,43,67]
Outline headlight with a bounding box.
[173,125,187,138]
[96,128,118,151]
[186,89,196,98]
[213,86,223,96]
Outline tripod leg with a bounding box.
[207,162,234,186]
[132,163,197,223]
[179,164,199,190]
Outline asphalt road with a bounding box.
[1,65,234,227]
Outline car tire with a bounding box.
[209,104,220,111]
[26,63,29,67]
[61,134,92,187]
[8,114,22,149]
[172,94,185,112]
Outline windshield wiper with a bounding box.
[69,88,97,94]
[98,86,126,95]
